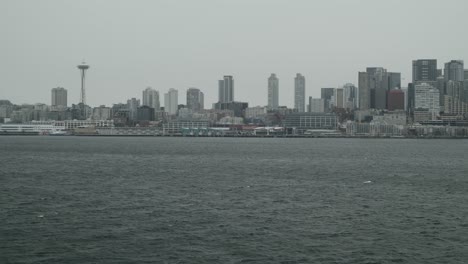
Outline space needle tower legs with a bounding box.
[77,62,90,105]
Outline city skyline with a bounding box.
[1,58,466,111]
[2,1,467,107]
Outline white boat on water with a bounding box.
[49,130,68,136]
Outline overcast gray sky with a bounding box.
[1,0,467,108]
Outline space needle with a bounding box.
[77,62,90,105]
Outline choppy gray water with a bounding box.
[1,136,468,263]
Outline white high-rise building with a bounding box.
[415,83,440,120]
[51,87,67,107]
[294,73,306,112]
[268,74,279,110]
[142,87,160,110]
[164,88,178,115]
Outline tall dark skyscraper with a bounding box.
[321,88,334,111]
[444,60,464,82]
[218,76,234,103]
[412,59,438,82]
[358,67,400,110]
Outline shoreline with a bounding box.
[1,133,467,139]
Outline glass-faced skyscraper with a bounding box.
[186,88,204,112]
[294,73,306,112]
[267,73,279,110]
[444,60,464,82]
[218,75,234,103]
[412,59,438,82]
[142,87,160,110]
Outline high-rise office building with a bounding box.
[142,87,160,110]
[127,98,140,121]
[464,69,468,80]
[268,74,279,110]
[218,76,234,103]
[388,72,401,90]
[334,88,344,109]
[412,59,438,82]
[51,87,67,107]
[444,81,468,116]
[294,73,306,112]
[343,83,358,109]
[321,88,335,111]
[186,88,204,112]
[164,88,178,115]
[358,72,371,110]
[358,67,400,110]
[415,83,440,120]
[444,60,464,82]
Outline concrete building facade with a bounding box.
[164,88,178,115]
[51,87,67,107]
[267,74,279,110]
[294,73,306,112]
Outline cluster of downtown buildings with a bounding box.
[1,59,468,137]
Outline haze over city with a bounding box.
[2,0,467,107]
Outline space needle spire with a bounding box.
[77,62,90,105]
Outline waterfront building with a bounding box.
[213,101,248,117]
[163,120,210,134]
[294,73,306,112]
[345,121,405,137]
[142,87,160,110]
[51,87,67,107]
[412,59,438,82]
[218,75,234,103]
[186,88,204,112]
[245,106,267,118]
[387,89,405,111]
[283,112,337,134]
[268,74,279,110]
[0,122,66,134]
[444,60,464,82]
[414,83,440,121]
[218,116,244,125]
[164,88,178,115]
